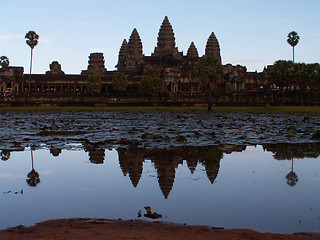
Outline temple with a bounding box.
[2,16,317,105]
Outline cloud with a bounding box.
[90,48,104,53]
[229,58,263,64]
[40,37,55,43]
[98,23,112,27]
[0,173,24,179]
[305,32,320,37]
[0,33,24,40]
[39,170,54,175]
[79,21,91,25]
[277,18,288,24]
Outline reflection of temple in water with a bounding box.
[6,142,320,193]
[83,142,106,164]
[50,148,62,157]
[118,148,143,187]
[117,145,242,199]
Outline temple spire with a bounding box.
[205,32,221,62]
[187,42,199,58]
[152,16,181,58]
[127,28,143,71]
[117,39,128,71]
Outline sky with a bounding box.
[1,0,319,74]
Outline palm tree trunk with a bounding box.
[28,48,33,96]
[292,46,295,63]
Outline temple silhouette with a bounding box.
[0,16,291,105]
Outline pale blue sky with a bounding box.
[1,0,319,74]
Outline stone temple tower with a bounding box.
[205,32,221,62]
[126,28,143,71]
[82,52,107,76]
[152,16,182,58]
[117,39,128,71]
[187,42,199,59]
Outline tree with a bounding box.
[87,74,102,93]
[139,68,165,96]
[270,60,320,104]
[112,72,128,91]
[0,56,9,69]
[196,56,223,112]
[287,31,300,63]
[270,60,295,88]
[25,31,39,96]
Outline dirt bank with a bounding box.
[0,218,319,240]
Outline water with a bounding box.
[0,144,319,233]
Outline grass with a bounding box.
[1,105,320,114]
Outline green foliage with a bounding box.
[139,68,165,95]
[112,72,128,91]
[287,31,300,48]
[270,60,320,89]
[196,56,223,112]
[196,56,223,91]
[0,56,9,68]
[25,31,39,49]
[87,74,102,92]
[270,60,295,87]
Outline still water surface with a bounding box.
[0,145,319,233]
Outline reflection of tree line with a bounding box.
[263,143,320,186]
[262,143,320,160]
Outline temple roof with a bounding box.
[117,39,128,70]
[187,42,199,58]
[119,39,128,59]
[153,16,181,58]
[128,28,143,57]
[86,52,107,76]
[205,32,221,62]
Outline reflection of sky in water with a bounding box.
[0,146,319,233]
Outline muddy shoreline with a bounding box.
[1,218,319,240]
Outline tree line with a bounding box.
[270,60,320,90]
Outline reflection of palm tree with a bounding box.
[1,150,10,161]
[26,148,40,187]
[286,158,298,187]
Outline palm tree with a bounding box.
[287,31,300,63]
[0,56,9,69]
[196,56,223,112]
[25,31,39,96]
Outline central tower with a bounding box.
[152,16,182,58]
